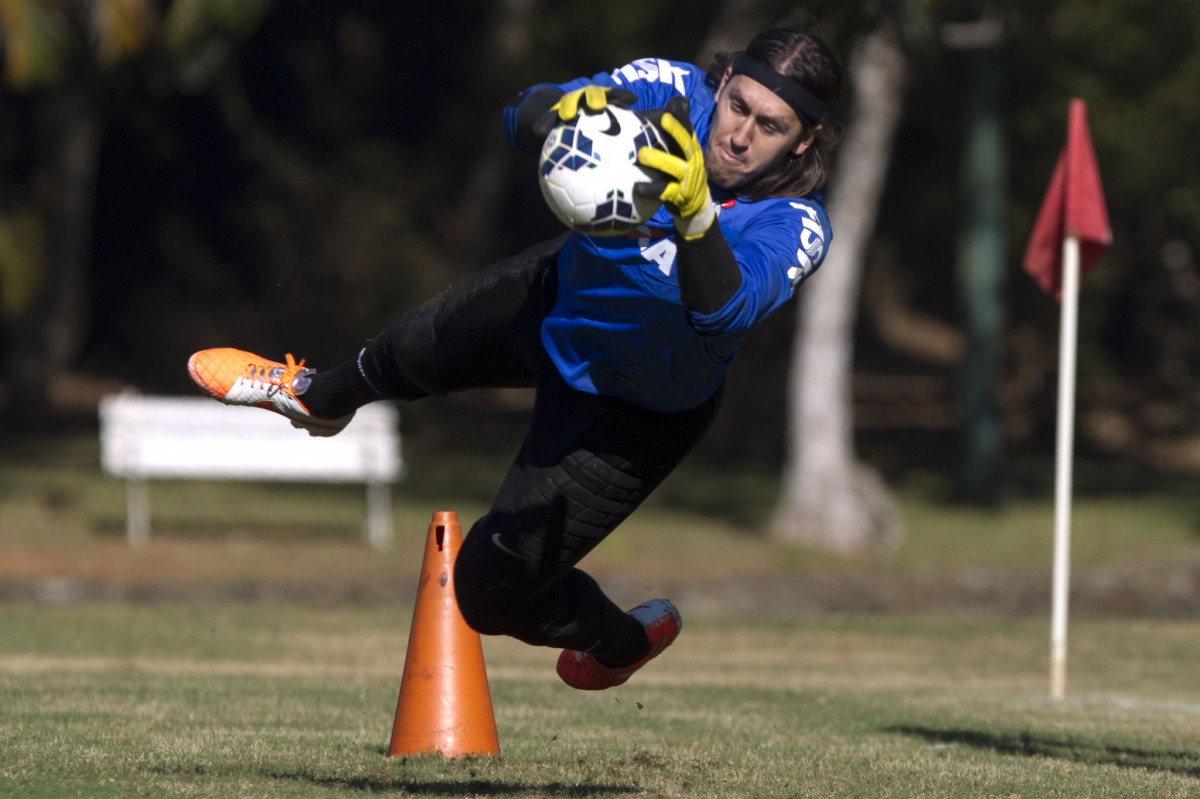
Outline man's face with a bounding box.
[704,71,815,190]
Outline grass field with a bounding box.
[4,606,1200,797]
[3,427,1200,796]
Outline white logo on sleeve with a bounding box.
[611,58,690,94]
[788,202,826,286]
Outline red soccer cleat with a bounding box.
[556,599,682,690]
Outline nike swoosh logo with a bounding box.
[601,108,621,136]
[490,532,524,559]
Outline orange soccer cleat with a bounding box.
[187,348,354,437]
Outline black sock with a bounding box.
[300,352,382,418]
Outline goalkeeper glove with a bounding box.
[635,97,715,241]
[531,85,637,141]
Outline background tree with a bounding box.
[945,9,1007,504]
[3,0,1200,541]
[770,20,908,553]
[0,0,152,424]
[0,0,271,426]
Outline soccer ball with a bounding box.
[537,106,667,236]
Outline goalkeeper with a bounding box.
[188,27,843,690]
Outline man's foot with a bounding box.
[187,348,354,437]
[556,599,682,690]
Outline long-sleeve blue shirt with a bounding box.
[506,57,833,412]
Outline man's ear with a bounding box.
[714,66,732,98]
[792,124,821,156]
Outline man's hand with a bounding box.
[635,97,715,241]
[531,86,637,141]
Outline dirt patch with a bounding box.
[4,541,1200,619]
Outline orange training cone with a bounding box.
[387,510,501,758]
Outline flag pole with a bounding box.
[1049,233,1082,700]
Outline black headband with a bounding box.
[730,54,825,126]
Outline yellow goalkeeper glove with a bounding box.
[531,85,637,141]
[635,97,715,241]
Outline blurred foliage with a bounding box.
[0,0,71,88]
[0,205,43,319]
[875,0,1200,454]
[0,0,1198,471]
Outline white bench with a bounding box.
[98,391,404,549]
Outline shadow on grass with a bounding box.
[149,761,641,797]
[890,724,1200,778]
[279,744,651,795]
[280,774,640,796]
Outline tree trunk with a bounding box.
[770,26,908,553]
[3,91,103,425]
[449,0,535,265]
[953,39,1006,504]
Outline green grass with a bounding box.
[4,429,1200,795]
[5,430,1200,584]
[4,605,1200,797]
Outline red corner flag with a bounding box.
[1022,99,1113,299]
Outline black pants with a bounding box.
[359,237,722,657]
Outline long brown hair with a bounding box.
[706,28,844,200]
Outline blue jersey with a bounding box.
[508,58,833,412]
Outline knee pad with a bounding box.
[453,530,522,636]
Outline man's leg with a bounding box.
[453,366,721,667]
[302,236,564,414]
[188,236,563,428]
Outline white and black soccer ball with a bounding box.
[537,106,667,236]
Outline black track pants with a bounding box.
[358,237,721,655]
